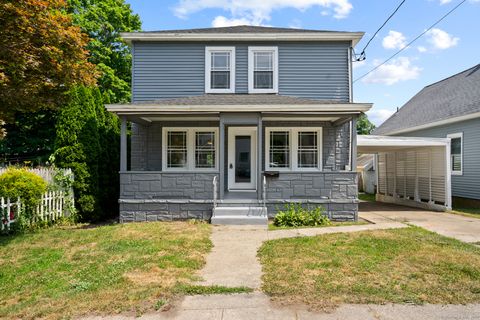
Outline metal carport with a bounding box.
[357,135,452,211]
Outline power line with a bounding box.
[355,0,407,61]
[354,0,467,83]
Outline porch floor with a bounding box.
[224,191,258,200]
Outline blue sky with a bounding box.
[125,0,479,126]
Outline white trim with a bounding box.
[348,46,353,103]
[227,127,257,191]
[162,127,219,172]
[205,46,235,93]
[248,46,278,94]
[265,127,323,172]
[357,135,450,147]
[142,116,219,121]
[121,32,365,46]
[447,132,463,176]
[384,112,480,135]
[106,103,373,114]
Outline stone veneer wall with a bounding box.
[265,172,358,220]
[119,172,217,222]
[119,171,358,222]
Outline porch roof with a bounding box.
[106,94,372,116]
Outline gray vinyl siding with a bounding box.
[397,117,480,200]
[132,41,350,102]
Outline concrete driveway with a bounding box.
[360,201,480,243]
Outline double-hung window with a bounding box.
[447,132,463,175]
[163,128,218,171]
[266,128,322,171]
[248,47,278,93]
[205,47,235,93]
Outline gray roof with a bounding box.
[375,64,480,135]
[130,94,344,106]
[137,25,346,34]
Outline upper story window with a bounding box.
[447,132,463,175]
[248,47,278,94]
[205,47,235,93]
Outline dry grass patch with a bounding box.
[258,227,480,310]
[0,221,211,319]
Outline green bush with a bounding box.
[273,203,330,228]
[0,168,47,230]
[53,86,119,222]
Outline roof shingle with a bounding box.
[130,94,344,106]
[136,25,345,34]
[374,64,480,135]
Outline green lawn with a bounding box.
[0,221,212,319]
[358,193,376,202]
[258,227,480,310]
[449,207,480,219]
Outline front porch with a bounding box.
[108,95,372,223]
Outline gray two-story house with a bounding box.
[106,26,372,224]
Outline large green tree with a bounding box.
[0,0,97,122]
[357,114,376,135]
[67,0,141,103]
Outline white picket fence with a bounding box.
[0,167,72,184]
[1,191,70,231]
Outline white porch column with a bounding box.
[257,114,263,200]
[219,116,225,200]
[445,140,452,209]
[120,116,127,172]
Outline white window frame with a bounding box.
[162,127,219,171]
[265,128,322,172]
[447,132,463,176]
[205,46,235,93]
[248,46,278,94]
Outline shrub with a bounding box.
[53,86,119,222]
[273,203,330,228]
[0,168,47,230]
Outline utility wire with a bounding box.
[356,0,407,61]
[354,0,467,83]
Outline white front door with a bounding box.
[228,127,257,191]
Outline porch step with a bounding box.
[211,206,268,225]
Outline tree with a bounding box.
[0,111,57,166]
[0,0,97,122]
[67,0,141,103]
[357,114,376,135]
[53,86,119,221]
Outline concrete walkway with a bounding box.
[83,203,480,319]
[359,201,480,243]
[199,217,406,289]
[131,294,480,320]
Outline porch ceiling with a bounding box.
[357,135,450,153]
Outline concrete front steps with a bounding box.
[211,206,268,225]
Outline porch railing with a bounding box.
[213,175,218,209]
[262,175,267,215]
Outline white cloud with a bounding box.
[417,46,427,53]
[366,108,396,126]
[352,59,366,69]
[382,30,407,50]
[174,0,353,26]
[288,19,302,29]
[212,16,255,27]
[362,57,421,86]
[426,28,459,50]
[439,0,452,4]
